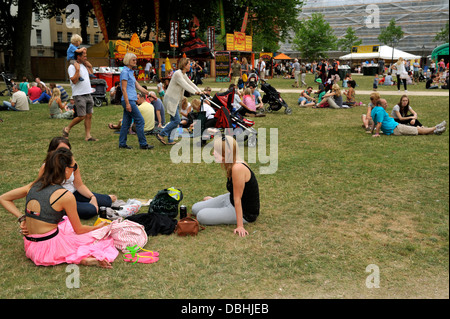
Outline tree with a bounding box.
[377,18,404,45]
[434,21,449,43]
[337,27,362,53]
[292,13,337,60]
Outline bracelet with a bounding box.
[17,214,26,223]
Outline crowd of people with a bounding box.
[1,33,448,270]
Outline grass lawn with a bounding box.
[0,75,448,299]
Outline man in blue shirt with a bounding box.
[371,99,446,137]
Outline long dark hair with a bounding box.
[35,148,73,190]
[44,137,71,164]
[398,95,410,117]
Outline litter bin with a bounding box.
[363,65,379,76]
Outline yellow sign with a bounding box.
[234,32,246,51]
[226,33,252,51]
[245,36,252,52]
[352,45,380,54]
[226,34,235,51]
[115,33,155,58]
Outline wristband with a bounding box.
[17,214,26,223]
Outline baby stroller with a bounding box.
[260,80,292,115]
[246,70,259,88]
[1,72,14,96]
[204,89,258,148]
[90,79,108,107]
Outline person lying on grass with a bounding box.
[370,99,446,137]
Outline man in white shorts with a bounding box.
[62,50,98,141]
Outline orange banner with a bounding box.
[90,0,108,42]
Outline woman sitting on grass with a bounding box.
[391,95,423,127]
[39,137,117,220]
[192,135,260,237]
[361,92,381,131]
[0,148,118,268]
[48,88,74,119]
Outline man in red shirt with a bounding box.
[28,82,42,101]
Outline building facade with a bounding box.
[280,0,449,57]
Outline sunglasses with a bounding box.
[68,163,78,171]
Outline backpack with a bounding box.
[148,187,183,219]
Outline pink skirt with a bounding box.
[23,217,119,266]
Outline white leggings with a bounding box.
[191,193,248,225]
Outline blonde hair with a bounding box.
[369,91,380,102]
[178,58,190,70]
[49,88,61,105]
[191,99,201,111]
[71,34,82,45]
[243,88,251,96]
[332,84,341,97]
[123,53,137,66]
[181,97,188,109]
[214,135,238,178]
[396,57,404,65]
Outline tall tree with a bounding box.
[292,13,337,60]
[337,27,362,53]
[13,0,34,79]
[434,21,449,43]
[377,18,404,46]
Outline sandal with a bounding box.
[62,127,69,137]
[125,245,159,257]
[156,134,167,145]
[123,245,159,265]
[86,137,98,142]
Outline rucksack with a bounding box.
[148,187,183,219]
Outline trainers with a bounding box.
[119,145,132,149]
[140,144,154,150]
[434,126,447,135]
[436,120,447,130]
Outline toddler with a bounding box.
[67,34,93,81]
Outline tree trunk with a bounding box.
[13,0,34,79]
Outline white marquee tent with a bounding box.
[339,45,421,61]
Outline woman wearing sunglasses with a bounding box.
[0,148,117,268]
[37,137,117,219]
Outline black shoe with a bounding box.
[140,144,154,150]
[119,145,132,149]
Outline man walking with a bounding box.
[62,50,98,141]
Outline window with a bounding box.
[67,32,72,43]
[36,29,42,45]
[86,34,90,45]
[56,15,63,24]
[94,34,99,44]
[57,32,63,43]
[93,18,98,27]
[35,12,41,22]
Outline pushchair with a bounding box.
[202,89,258,148]
[90,79,108,107]
[246,70,259,88]
[1,72,14,96]
[260,80,292,115]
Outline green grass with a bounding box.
[0,77,448,299]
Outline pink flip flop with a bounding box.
[123,253,159,264]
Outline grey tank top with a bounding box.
[25,183,68,224]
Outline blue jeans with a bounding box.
[119,100,147,147]
[32,92,51,104]
[74,191,112,219]
[2,101,18,111]
[160,108,180,143]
